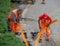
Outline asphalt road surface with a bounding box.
[18,0,60,46]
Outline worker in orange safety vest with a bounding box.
[7,4,31,46]
[38,13,52,41]
[7,9,22,35]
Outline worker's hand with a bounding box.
[46,24,50,27]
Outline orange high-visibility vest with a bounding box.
[41,19,50,28]
[8,9,19,33]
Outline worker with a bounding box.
[8,9,22,35]
[41,0,45,4]
[38,13,52,41]
[8,4,31,46]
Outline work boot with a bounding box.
[39,38,42,43]
[28,41,32,46]
[46,38,49,41]
[28,43,32,46]
[24,32,27,38]
[15,32,20,35]
[46,37,50,41]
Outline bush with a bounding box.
[0,0,11,33]
[0,0,25,46]
[0,32,25,46]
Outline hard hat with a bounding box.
[42,13,48,19]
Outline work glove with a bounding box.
[46,24,50,27]
[16,17,19,23]
[19,15,22,21]
[16,15,22,22]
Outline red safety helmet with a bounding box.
[42,13,49,19]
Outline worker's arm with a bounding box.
[12,12,17,23]
[47,18,52,27]
[50,19,52,23]
[22,4,31,17]
[49,16,52,24]
[38,19,41,29]
[17,15,22,22]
